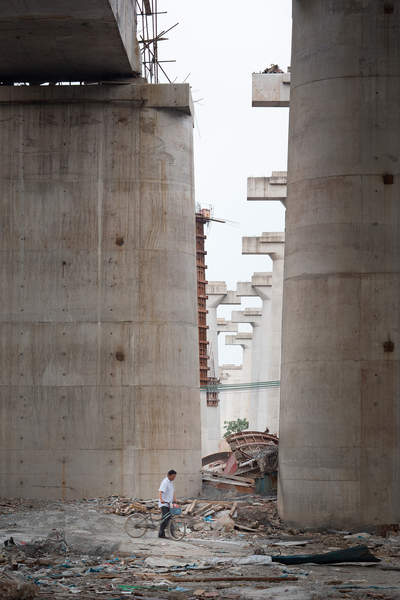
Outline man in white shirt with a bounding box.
[158,469,177,538]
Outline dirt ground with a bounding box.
[1,495,400,600]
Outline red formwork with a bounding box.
[196,210,219,406]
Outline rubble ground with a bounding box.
[1,495,400,600]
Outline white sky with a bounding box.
[155,1,292,364]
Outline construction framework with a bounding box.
[195,209,219,407]
[136,0,177,83]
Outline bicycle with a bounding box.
[124,506,187,541]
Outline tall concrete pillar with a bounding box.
[206,283,241,378]
[0,83,201,500]
[200,319,238,457]
[218,363,242,451]
[231,308,262,429]
[220,333,253,432]
[242,233,285,434]
[280,1,400,528]
[201,283,240,456]
[237,274,273,430]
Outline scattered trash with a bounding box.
[0,573,37,600]
[18,530,68,557]
[236,555,273,565]
[344,532,372,542]
[0,495,398,599]
[144,557,194,569]
[211,511,235,532]
[271,540,312,547]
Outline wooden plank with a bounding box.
[202,474,253,487]
[184,500,196,515]
[234,523,260,532]
[229,502,238,518]
[202,470,255,485]
[194,503,213,516]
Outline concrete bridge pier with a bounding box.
[222,333,254,430]
[200,283,240,456]
[237,274,273,431]
[280,0,400,528]
[242,234,285,435]
[0,83,201,500]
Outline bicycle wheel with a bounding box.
[124,513,147,538]
[168,516,186,540]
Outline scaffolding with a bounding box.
[136,0,177,84]
[196,208,221,408]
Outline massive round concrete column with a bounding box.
[0,83,201,500]
[280,1,400,527]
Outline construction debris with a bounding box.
[1,495,400,599]
[0,573,37,600]
[263,64,284,73]
[17,530,68,558]
[202,430,279,494]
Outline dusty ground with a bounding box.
[1,496,400,599]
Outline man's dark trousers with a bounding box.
[159,506,171,537]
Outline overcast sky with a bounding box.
[154,1,292,364]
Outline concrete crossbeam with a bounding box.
[252,272,273,288]
[206,281,227,296]
[216,319,239,334]
[247,174,287,206]
[225,333,253,346]
[236,274,272,298]
[207,282,241,306]
[252,72,291,107]
[236,282,258,297]
[231,310,262,326]
[242,233,285,259]
[0,1,140,82]
[0,83,194,115]
[220,291,241,305]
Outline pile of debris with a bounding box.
[2,496,400,600]
[105,496,282,536]
[202,430,279,494]
[263,64,284,73]
[105,499,148,517]
[0,572,37,600]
